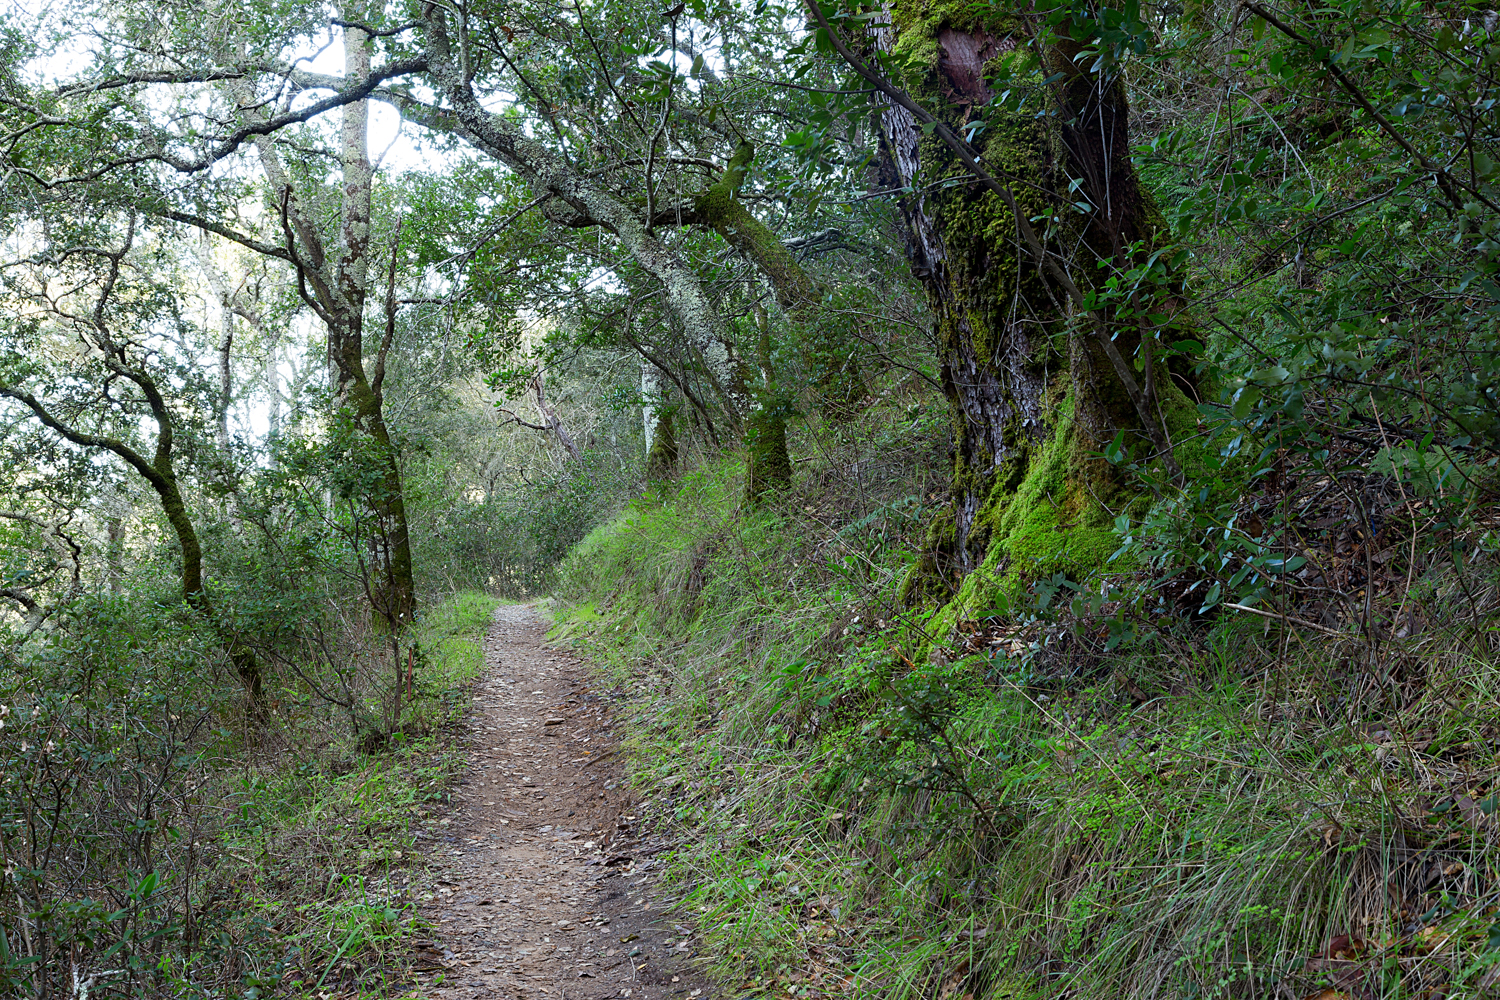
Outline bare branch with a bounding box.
[159,209,295,261]
[331,18,421,37]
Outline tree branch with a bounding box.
[331,18,421,37]
[0,384,164,490]
[159,209,295,261]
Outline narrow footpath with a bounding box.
[412,603,716,1000]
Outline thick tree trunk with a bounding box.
[875,14,1055,587]
[873,9,1191,606]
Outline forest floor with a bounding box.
[411,603,717,1000]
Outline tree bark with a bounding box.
[862,6,1191,599]
[691,142,865,422]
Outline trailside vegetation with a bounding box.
[550,2,1500,1000]
[2,0,1500,997]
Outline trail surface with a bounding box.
[413,603,716,1000]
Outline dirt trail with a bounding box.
[413,603,716,1000]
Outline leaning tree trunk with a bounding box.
[872,9,1194,609]
[693,143,797,498]
[693,142,866,428]
[0,381,266,715]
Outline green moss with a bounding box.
[886,0,1024,71]
[744,403,792,501]
[898,507,961,606]
[647,408,679,479]
[694,142,817,316]
[950,397,1122,617]
[885,0,1199,633]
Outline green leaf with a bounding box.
[1230,386,1261,420]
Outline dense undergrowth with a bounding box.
[0,590,497,998]
[553,397,1500,1000]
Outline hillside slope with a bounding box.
[552,403,1500,1000]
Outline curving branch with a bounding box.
[0,510,84,640]
[0,384,165,493]
[163,210,295,261]
[16,57,428,186]
[153,55,427,173]
[419,2,741,419]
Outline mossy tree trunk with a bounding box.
[871,5,1192,598]
[693,142,798,499]
[693,142,866,426]
[744,404,794,498]
[874,13,1058,583]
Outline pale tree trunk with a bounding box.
[193,232,248,539]
[641,357,662,455]
[335,17,373,403]
[265,350,282,444]
[105,516,125,593]
[640,359,679,478]
[220,14,417,629]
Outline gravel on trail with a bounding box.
[413,603,718,1000]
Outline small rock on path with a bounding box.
[414,603,716,1000]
